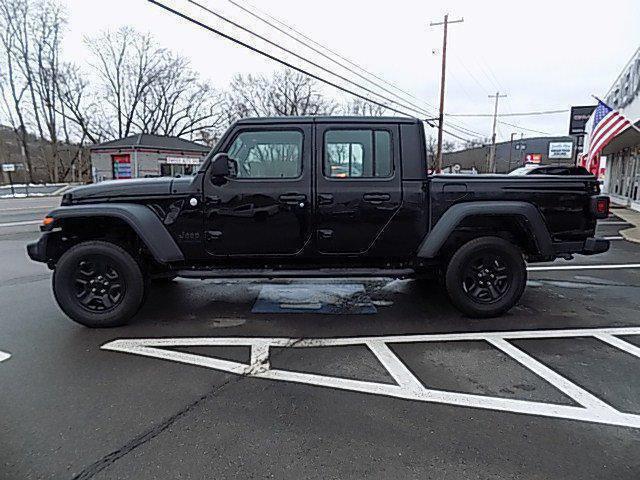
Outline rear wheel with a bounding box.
[445,236,526,318]
[53,241,146,328]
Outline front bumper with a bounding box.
[552,237,610,257]
[27,233,50,263]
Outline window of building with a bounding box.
[324,130,392,178]
[227,130,303,179]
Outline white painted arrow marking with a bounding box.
[0,350,11,363]
[102,326,640,429]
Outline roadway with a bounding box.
[1,196,640,479]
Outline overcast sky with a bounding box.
[61,0,640,144]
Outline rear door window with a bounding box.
[324,130,392,178]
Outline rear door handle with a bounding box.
[363,193,391,204]
[279,193,307,205]
[318,193,334,205]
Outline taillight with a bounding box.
[597,199,608,215]
[590,196,609,219]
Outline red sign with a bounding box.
[525,154,542,164]
[112,154,132,179]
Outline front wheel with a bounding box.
[445,236,527,318]
[53,241,146,328]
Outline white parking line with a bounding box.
[598,221,631,226]
[103,326,640,429]
[0,220,41,228]
[528,264,640,272]
[602,236,624,241]
[0,351,11,362]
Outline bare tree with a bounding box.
[443,140,457,153]
[57,62,101,144]
[30,0,66,181]
[0,0,35,182]
[463,138,488,149]
[426,135,437,168]
[225,69,338,123]
[0,0,80,182]
[82,27,225,144]
[84,27,166,140]
[344,97,387,116]
[134,52,225,142]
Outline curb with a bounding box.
[620,227,640,245]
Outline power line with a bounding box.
[227,0,440,113]
[446,109,569,118]
[151,0,483,142]
[184,0,432,118]
[223,0,437,118]
[446,122,486,138]
[225,0,494,141]
[147,0,418,118]
[498,120,551,136]
[442,127,475,142]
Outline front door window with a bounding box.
[227,130,303,179]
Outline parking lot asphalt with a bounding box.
[2,197,640,479]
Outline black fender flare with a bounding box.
[417,201,553,258]
[47,203,184,264]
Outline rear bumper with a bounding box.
[581,237,610,255]
[552,237,610,257]
[27,233,50,263]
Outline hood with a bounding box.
[65,177,193,203]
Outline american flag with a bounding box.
[586,100,632,163]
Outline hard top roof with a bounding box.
[234,116,422,125]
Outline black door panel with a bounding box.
[315,124,402,255]
[203,126,312,256]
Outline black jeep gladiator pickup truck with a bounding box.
[28,116,610,327]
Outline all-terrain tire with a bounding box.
[445,236,526,318]
[53,241,146,328]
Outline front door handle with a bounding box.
[363,193,391,204]
[279,193,307,205]
[317,229,333,239]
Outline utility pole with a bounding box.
[487,91,507,173]
[508,132,518,173]
[430,14,463,173]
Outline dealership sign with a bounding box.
[569,105,596,135]
[2,163,16,172]
[548,142,573,159]
[166,156,201,165]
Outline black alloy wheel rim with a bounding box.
[73,256,125,312]
[461,252,512,304]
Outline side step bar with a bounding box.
[175,268,416,280]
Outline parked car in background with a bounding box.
[509,165,592,176]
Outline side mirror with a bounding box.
[210,153,231,177]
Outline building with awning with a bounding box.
[90,134,211,182]
[596,46,640,211]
